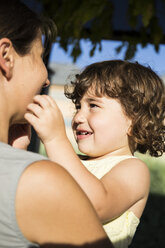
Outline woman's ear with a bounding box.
[0,38,14,80]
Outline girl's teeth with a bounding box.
[81,132,88,135]
[78,131,89,135]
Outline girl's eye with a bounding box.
[75,104,81,110]
[90,103,98,108]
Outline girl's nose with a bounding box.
[43,79,50,88]
[73,110,86,124]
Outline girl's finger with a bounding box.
[33,95,50,109]
[24,112,39,127]
[41,94,57,108]
[26,103,43,117]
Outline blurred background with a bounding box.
[24,0,165,247]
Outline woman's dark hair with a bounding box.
[65,60,165,157]
[0,0,57,57]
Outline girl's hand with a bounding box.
[8,123,31,150]
[24,95,66,144]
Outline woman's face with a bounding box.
[11,37,49,124]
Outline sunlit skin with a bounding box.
[72,88,132,159]
[0,36,109,245]
[0,36,48,144]
[5,36,50,149]
[10,37,50,124]
[25,93,150,223]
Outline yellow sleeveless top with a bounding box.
[81,155,140,248]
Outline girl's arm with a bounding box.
[25,95,150,222]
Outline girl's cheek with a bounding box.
[71,118,74,130]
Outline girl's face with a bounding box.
[11,36,49,123]
[72,88,132,158]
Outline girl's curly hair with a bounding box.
[64,60,165,157]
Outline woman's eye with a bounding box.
[41,52,44,59]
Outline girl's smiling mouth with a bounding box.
[76,130,93,140]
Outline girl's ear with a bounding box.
[0,38,14,80]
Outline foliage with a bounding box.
[135,152,165,195]
[39,0,165,61]
[40,0,112,61]
[40,0,165,61]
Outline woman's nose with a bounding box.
[43,79,50,88]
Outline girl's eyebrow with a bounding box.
[86,97,104,104]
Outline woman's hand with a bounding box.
[8,123,31,150]
[24,95,66,144]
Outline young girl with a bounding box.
[25,60,165,248]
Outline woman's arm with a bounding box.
[16,160,112,246]
[38,238,113,248]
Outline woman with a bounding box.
[0,0,113,247]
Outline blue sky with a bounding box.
[50,39,165,77]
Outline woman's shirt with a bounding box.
[0,142,47,248]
